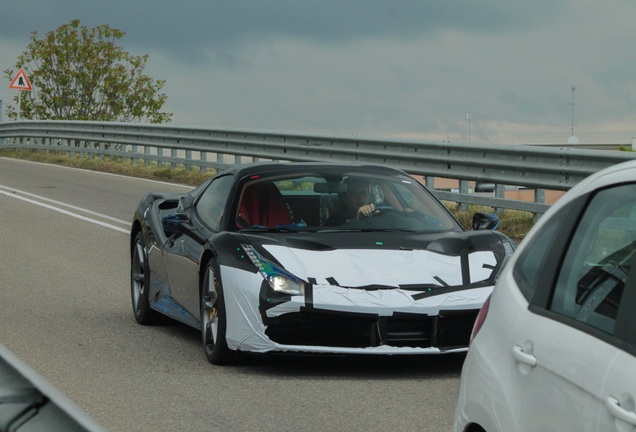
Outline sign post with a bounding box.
[9,68,33,121]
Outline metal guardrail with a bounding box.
[1,120,635,215]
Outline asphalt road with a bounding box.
[0,157,464,432]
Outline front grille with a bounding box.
[264,309,479,350]
[435,310,479,348]
[384,316,433,347]
[265,312,375,348]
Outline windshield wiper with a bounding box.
[317,228,416,233]
[368,228,418,233]
[239,227,299,233]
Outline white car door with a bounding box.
[600,350,636,431]
[506,309,613,432]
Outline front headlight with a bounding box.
[242,244,305,295]
[268,275,304,295]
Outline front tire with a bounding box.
[201,261,238,365]
[131,231,159,324]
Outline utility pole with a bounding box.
[466,113,471,142]
[568,85,576,136]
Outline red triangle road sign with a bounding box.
[9,68,33,91]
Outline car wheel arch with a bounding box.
[199,250,219,302]
[465,424,487,432]
[130,221,143,255]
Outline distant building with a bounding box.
[413,176,565,207]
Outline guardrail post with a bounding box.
[186,150,192,171]
[534,189,545,222]
[495,184,505,214]
[171,148,177,169]
[459,180,469,211]
[200,151,207,172]
[144,145,150,166]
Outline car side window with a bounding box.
[195,175,234,231]
[513,208,568,301]
[550,184,636,335]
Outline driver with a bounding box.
[327,177,385,225]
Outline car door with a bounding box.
[508,183,636,432]
[506,309,615,430]
[597,261,636,431]
[162,174,234,324]
[600,349,636,431]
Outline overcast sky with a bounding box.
[1,1,635,144]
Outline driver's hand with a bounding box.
[357,203,375,218]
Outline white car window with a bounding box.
[550,184,636,334]
[513,208,568,301]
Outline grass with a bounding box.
[0,148,214,185]
[444,202,534,242]
[1,148,535,241]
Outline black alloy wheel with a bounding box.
[131,231,159,324]
[201,260,238,365]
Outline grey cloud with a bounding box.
[1,0,563,62]
[2,0,635,144]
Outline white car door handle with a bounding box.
[606,396,636,426]
[511,345,537,367]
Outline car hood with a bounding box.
[240,230,512,290]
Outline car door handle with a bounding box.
[606,396,636,426]
[511,345,537,367]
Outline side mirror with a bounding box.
[162,213,191,235]
[472,212,500,230]
[179,195,194,211]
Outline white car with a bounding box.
[453,159,636,432]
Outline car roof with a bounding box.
[218,161,411,178]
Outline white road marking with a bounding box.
[0,185,129,225]
[0,186,130,234]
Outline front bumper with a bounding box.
[221,266,491,354]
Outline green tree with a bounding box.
[4,19,172,123]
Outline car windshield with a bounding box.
[234,169,461,233]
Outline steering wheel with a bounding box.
[372,205,401,216]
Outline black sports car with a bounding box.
[130,162,514,364]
